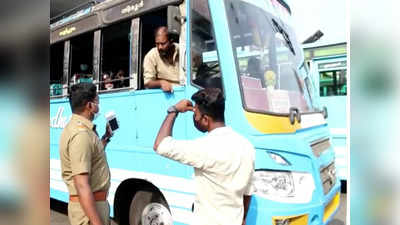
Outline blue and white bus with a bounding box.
[50,0,341,224]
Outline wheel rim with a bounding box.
[141,203,173,225]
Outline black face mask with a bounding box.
[193,114,207,133]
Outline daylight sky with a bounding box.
[287,0,347,47]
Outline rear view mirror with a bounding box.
[167,6,182,42]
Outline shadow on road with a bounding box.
[50,198,68,215]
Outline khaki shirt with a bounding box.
[59,114,111,196]
[143,43,180,85]
[157,127,255,225]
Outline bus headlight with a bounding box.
[253,170,295,197]
[253,170,315,203]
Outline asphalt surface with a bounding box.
[51,193,347,225]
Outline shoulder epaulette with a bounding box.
[76,121,88,131]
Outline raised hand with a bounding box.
[174,99,194,113]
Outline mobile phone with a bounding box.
[105,111,119,132]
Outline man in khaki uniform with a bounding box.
[143,26,180,92]
[60,83,113,225]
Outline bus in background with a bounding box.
[50,0,341,224]
[308,52,348,189]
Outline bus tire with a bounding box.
[128,189,172,225]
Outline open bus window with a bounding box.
[50,42,65,97]
[139,9,168,90]
[101,20,131,91]
[320,69,347,96]
[191,0,222,91]
[70,32,94,86]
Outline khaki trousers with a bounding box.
[68,200,110,225]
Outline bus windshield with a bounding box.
[226,0,314,114]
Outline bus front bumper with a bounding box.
[247,182,341,225]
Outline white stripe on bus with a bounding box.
[50,159,195,195]
[110,168,195,194]
[161,189,195,210]
[170,207,193,224]
[50,159,195,214]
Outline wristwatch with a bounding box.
[167,105,178,114]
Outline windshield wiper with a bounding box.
[282,30,295,55]
[272,19,295,55]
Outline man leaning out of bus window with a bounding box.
[59,83,113,225]
[143,26,180,93]
[154,88,255,225]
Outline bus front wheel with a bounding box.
[128,190,172,225]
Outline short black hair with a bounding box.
[68,83,97,113]
[191,88,225,122]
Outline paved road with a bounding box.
[51,194,347,225]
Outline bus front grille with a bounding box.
[320,162,337,194]
[311,138,331,157]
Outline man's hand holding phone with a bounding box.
[101,123,113,146]
[102,111,119,146]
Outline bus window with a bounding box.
[320,69,347,96]
[70,32,94,86]
[50,42,65,97]
[139,9,168,90]
[191,0,222,90]
[101,20,131,91]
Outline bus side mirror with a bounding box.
[302,30,324,44]
[167,5,183,41]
